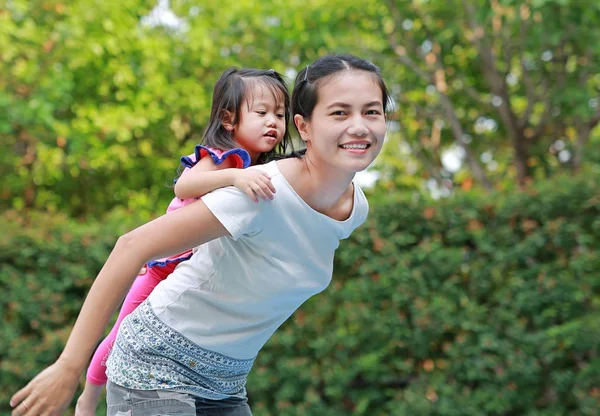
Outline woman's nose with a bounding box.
[347,119,368,137]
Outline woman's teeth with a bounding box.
[340,144,368,149]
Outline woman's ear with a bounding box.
[294,114,309,142]
[221,110,235,131]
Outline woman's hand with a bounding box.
[232,168,276,203]
[10,359,80,416]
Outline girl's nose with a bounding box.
[266,114,277,126]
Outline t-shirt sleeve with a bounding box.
[201,186,266,240]
[341,184,370,239]
[353,190,370,230]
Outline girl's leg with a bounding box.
[86,268,163,383]
[77,269,164,415]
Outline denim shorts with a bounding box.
[106,381,253,416]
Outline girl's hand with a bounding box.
[232,168,276,203]
[10,359,80,416]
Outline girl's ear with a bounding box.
[221,110,235,131]
[294,114,309,142]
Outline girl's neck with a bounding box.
[249,152,260,165]
[245,149,261,166]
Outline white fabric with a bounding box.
[147,160,369,360]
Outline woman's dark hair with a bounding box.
[281,54,390,159]
[292,54,390,121]
[203,68,292,164]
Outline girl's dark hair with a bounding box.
[203,68,292,164]
[283,54,390,159]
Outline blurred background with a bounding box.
[1,0,599,414]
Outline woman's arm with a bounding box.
[10,200,229,416]
[175,156,276,203]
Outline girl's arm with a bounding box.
[175,156,276,203]
[10,200,230,416]
[174,155,238,200]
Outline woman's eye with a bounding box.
[366,110,382,115]
[331,111,346,116]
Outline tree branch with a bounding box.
[385,0,493,190]
[463,0,531,184]
[587,110,600,131]
[572,113,597,171]
[455,74,492,109]
[517,7,539,129]
[437,94,494,190]
[399,96,439,121]
[462,0,520,136]
[572,47,600,170]
[384,0,432,82]
[395,104,449,189]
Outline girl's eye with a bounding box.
[277,113,285,118]
[256,111,266,115]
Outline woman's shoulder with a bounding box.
[250,160,282,180]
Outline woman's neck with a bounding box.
[277,155,355,214]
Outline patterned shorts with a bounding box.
[106,381,253,416]
[105,301,254,399]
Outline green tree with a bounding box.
[348,0,600,189]
[2,0,599,216]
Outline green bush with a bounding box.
[248,173,600,415]
[2,173,599,415]
[0,210,116,414]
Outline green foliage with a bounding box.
[1,174,599,414]
[3,0,599,218]
[0,210,115,414]
[2,1,600,414]
[248,172,600,415]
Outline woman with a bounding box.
[11,53,390,415]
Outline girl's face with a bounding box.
[230,82,286,163]
[296,70,386,174]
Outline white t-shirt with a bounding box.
[106,160,368,397]
[147,160,368,359]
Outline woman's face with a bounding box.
[296,70,387,174]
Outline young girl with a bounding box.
[75,67,292,415]
[11,54,389,416]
